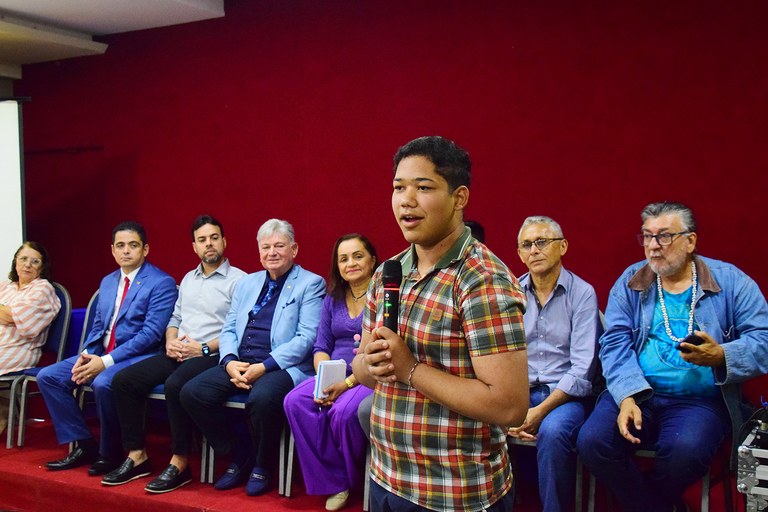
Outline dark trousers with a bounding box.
[369,479,515,512]
[180,365,294,469]
[112,353,218,455]
[576,391,730,512]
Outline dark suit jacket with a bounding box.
[83,261,177,363]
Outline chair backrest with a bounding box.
[77,290,100,353]
[40,282,72,365]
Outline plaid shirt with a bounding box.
[363,227,527,511]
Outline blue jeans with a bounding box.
[369,479,515,512]
[576,391,730,512]
[514,385,591,512]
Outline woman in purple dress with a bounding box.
[284,233,377,511]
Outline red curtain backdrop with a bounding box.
[16,0,768,314]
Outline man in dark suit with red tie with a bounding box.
[38,221,177,476]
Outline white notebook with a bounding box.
[314,359,347,399]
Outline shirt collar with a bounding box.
[520,267,569,293]
[121,265,141,283]
[270,265,293,287]
[193,258,232,279]
[627,254,720,293]
[401,226,473,275]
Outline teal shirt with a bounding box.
[638,286,717,397]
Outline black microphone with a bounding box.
[382,260,402,334]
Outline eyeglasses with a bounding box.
[518,238,564,252]
[17,256,42,266]
[637,232,690,247]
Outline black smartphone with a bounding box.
[676,334,704,353]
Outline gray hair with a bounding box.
[518,216,564,241]
[257,218,296,244]
[641,202,697,232]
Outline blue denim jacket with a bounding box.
[600,255,768,452]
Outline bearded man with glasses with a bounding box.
[577,201,768,512]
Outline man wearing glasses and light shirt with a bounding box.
[509,216,601,512]
[577,202,768,512]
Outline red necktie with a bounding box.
[106,277,130,353]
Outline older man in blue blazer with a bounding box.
[181,218,325,497]
[39,221,177,476]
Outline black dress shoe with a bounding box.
[88,457,123,476]
[101,458,153,486]
[46,446,98,471]
[145,464,192,494]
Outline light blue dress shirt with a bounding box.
[519,267,602,397]
[167,258,246,345]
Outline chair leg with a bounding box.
[4,388,14,450]
[208,443,215,483]
[17,378,30,447]
[277,424,297,497]
[285,430,295,498]
[575,456,583,512]
[701,467,711,512]
[278,426,286,496]
[200,436,209,483]
[363,449,371,512]
[7,378,25,449]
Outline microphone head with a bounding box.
[382,260,402,288]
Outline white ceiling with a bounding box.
[0,0,225,79]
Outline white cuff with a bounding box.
[101,354,115,369]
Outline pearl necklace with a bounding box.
[656,261,697,343]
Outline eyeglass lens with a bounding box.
[18,257,42,266]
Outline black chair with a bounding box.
[3,281,72,448]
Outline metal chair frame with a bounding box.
[198,394,293,494]
[586,447,733,512]
[2,281,72,448]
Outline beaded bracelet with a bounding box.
[407,361,420,387]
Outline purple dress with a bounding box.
[283,295,373,495]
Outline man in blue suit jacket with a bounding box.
[39,221,177,476]
[181,218,325,497]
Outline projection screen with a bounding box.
[0,99,25,268]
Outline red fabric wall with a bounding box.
[16,0,768,315]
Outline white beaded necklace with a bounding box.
[656,261,697,343]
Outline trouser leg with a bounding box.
[112,353,179,451]
[245,370,294,469]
